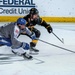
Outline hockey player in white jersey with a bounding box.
[0,18,36,59]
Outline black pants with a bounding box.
[21,27,41,47]
[29,27,41,38]
[29,27,41,47]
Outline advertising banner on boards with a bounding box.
[0,0,36,15]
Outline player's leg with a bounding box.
[30,27,41,52]
[0,37,12,46]
[20,27,41,53]
[12,48,33,59]
[0,37,33,59]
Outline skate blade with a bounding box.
[0,44,5,46]
[23,56,33,60]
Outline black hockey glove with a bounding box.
[47,25,53,33]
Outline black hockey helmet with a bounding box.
[29,8,39,15]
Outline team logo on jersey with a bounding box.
[14,25,20,38]
[15,29,19,34]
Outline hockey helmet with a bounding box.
[30,8,39,15]
[17,18,26,25]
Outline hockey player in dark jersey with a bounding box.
[0,18,36,59]
[23,8,53,53]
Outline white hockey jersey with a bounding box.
[0,22,32,49]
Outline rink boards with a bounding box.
[0,16,75,22]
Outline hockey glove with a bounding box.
[47,25,53,33]
[30,32,36,40]
[22,42,30,50]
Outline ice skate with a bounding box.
[22,52,33,59]
[29,42,39,55]
[29,47,39,55]
[12,50,33,59]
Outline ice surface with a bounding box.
[0,22,75,75]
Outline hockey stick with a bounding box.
[52,32,64,44]
[38,39,75,53]
[33,58,45,64]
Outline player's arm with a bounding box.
[21,27,36,40]
[36,17,53,33]
[41,20,53,33]
[11,27,30,50]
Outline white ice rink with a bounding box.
[0,22,75,75]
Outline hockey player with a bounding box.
[23,8,53,52]
[0,18,36,59]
